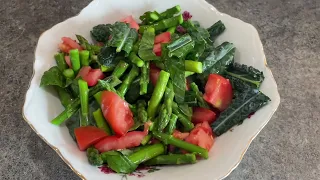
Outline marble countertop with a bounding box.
[1,0,319,179]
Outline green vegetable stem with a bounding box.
[80,50,90,66]
[172,102,194,131]
[55,53,68,71]
[69,49,81,75]
[160,5,181,19]
[137,100,148,123]
[139,15,183,33]
[78,79,89,126]
[127,144,165,164]
[93,108,112,135]
[190,82,209,108]
[118,66,139,97]
[185,60,203,73]
[144,154,196,165]
[139,62,149,95]
[147,70,170,118]
[111,60,130,79]
[166,114,178,134]
[129,52,144,67]
[63,69,75,79]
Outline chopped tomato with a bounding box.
[64,56,72,68]
[58,43,71,53]
[154,32,171,44]
[149,63,161,86]
[121,15,140,31]
[77,66,105,86]
[153,43,162,56]
[173,130,189,140]
[203,74,233,111]
[95,122,150,152]
[101,91,134,136]
[74,126,108,151]
[192,107,216,124]
[185,121,214,151]
[61,37,83,51]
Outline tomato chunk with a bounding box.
[61,37,83,51]
[77,66,105,86]
[59,43,71,53]
[185,121,214,151]
[173,130,189,140]
[192,107,216,124]
[74,126,108,151]
[203,74,233,111]
[121,15,140,31]
[154,32,171,44]
[101,91,134,136]
[153,43,162,56]
[149,63,161,86]
[95,122,150,152]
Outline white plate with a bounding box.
[22,0,280,179]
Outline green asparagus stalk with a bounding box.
[80,50,90,66]
[167,114,178,134]
[141,134,152,145]
[137,100,148,123]
[140,62,149,95]
[185,71,195,77]
[153,132,208,159]
[167,26,176,34]
[51,77,121,125]
[63,69,75,79]
[56,87,73,108]
[156,105,168,132]
[93,91,102,105]
[118,66,140,97]
[140,11,160,24]
[69,49,81,74]
[139,15,183,33]
[55,53,68,71]
[147,70,170,118]
[160,5,181,19]
[190,82,210,108]
[93,108,112,135]
[172,102,194,131]
[128,144,165,164]
[185,60,203,73]
[111,60,130,79]
[129,52,144,67]
[144,154,197,165]
[157,86,175,131]
[78,79,89,126]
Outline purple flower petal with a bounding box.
[176,25,186,34]
[182,11,192,21]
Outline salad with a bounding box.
[40,5,270,174]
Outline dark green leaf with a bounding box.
[108,22,138,55]
[225,63,265,88]
[40,66,65,87]
[167,34,195,59]
[97,46,119,69]
[124,78,141,104]
[211,89,270,136]
[200,42,235,78]
[207,20,226,42]
[90,24,112,43]
[184,91,198,106]
[178,103,193,119]
[101,151,138,174]
[138,28,159,61]
[65,110,80,141]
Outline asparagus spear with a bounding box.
[167,114,178,134]
[51,77,121,125]
[160,5,181,19]
[139,62,149,95]
[157,86,175,131]
[167,26,176,34]
[147,70,170,118]
[118,66,140,97]
[156,105,168,132]
[172,102,194,131]
[69,49,81,74]
[80,50,90,66]
[137,100,148,123]
[140,11,160,24]
[190,82,210,109]
[127,144,165,164]
[111,60,130,79]
[63,69,75,79]
[139,15,183,33]
[185,71,195,77]
[144,154,196,165]
[93,91,102,105]
[185,60,203,73]
[78,79,89,126]
[93,108,112,135]
[141,134,152,145]
[129,52,144,67]
[55,53,68,71]
[153,132,208,159]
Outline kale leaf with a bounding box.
[138,27,159,61]
[167,34,195,59]
[40,66,66,87]
[90,24,112,43]
[207,20,226,42]
[101,151,137,173]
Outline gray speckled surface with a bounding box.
[0,0,319,179]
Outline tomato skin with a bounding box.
[121,15,140,31]
[101,91,134,136]
[173,130,189,140]
[74,126,108,151]
[77,66,105,86]
[153,43,162,56]
[192,107,216,124]
[61,37,83,51]
[95,122,150,152]
[154,32,171,44]
[149,63,161,86]
[185,121,214,151]
[203,74,233,111]
[59,43,71,53]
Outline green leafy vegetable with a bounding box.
[207,20,226,42]
[139,15,183,33]
[108,22,138,55]
[138,27,159,61]
[40,66,65,87]
[76,35,101,55]
[87,147,103,166]
[167,34,195,59]
[96,46,118,71]
[159,5,181,19]
[211,88,270,136]
[101,151,138,174]
[140,11,161,25]
[184,91,198,106]
[90,24,112,43]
